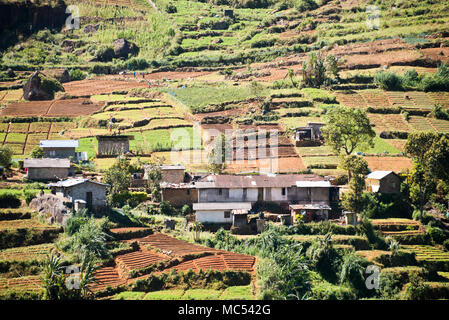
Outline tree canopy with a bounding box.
[321,107,376,157]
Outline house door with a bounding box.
[86,192,93,210]
[258,188,263,201]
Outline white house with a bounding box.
[193,174,339,223]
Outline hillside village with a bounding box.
[1,0,449,301]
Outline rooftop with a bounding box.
[196,174,330,189]
[39,140,79,148]
[290,204,332,210]
[24,158,70,168]
[48,178,109,188]
[366,171,395,180]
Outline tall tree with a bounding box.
[322,107,375,180]
[340,155,369,213]
[322,107,376,157]
[103,158,132,195]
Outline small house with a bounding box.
[96,135,134,157]
[160,182,198,207]
[293,122,325,147]
[48,178,109,212]
[24,158,71,181]
[193,202,252,224]
[366,171,401,194]
[290,203,331,223]
[40,140,79,159]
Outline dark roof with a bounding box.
[96,135,134,140]
[196,174,329,189]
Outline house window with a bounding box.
[392,182,396,188]
[224,211,230,219]
[282,188,286,196]
[218,188,222,195]
[186,189,190,195]
[49,150,56,157]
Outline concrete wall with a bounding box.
[43,147,76,159]
[27,167,69,180]
[161,169,185,184]
[196,210,232,223]
[198,187,330,204]
[62,182,107,209]
[198,188,258,202]
[162,188,198,207]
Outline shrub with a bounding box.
[96,46,115,62]
[403,273,430,300]
[339,253,369,295]
[165,2,177,13]
[0,191,21,208]
[306,234,342,282]
[23,190,39,205]
[181,204,191,216]
[374,71,403,91]
[427,227,447,244]
[68,69,86,81]
[160,201,176,216]
[30,146,44,158]
[127,58,150,71]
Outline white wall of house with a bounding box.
[264,187,288,202]
[229,188,243,201]
[196,210,232,223]
[247,189,258,201]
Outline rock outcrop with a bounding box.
[23,71,65,101]
[113,38,139,58]
[30,193,71,226]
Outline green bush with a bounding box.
[68,69,86,81]
[96,46,115,62]
[127,58,150,71]
[160,201,176,216]
[374,71,404,91]
[23,190,39,205]
[0,191,21,208]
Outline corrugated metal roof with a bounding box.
[366,171,395,180]
[24,158,70,168]
[48,178,109,188]
[296,181,332,188]
[196,174,329,189]
[193,202,252,211]
[290,204,332,210]
[39,140,79,148]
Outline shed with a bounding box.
[40,140,79,159]
[193,202,252,223]
[366,171,401,194]
[24,158,71,181]
[96,135,134,156]
[48,178,109,212]
[290,203,331,223]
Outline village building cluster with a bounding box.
[22,134,403,232]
